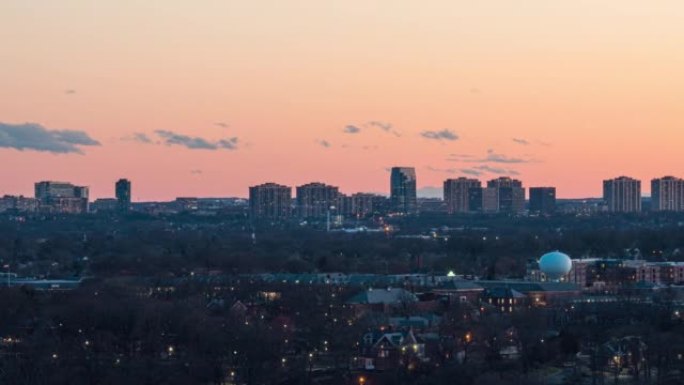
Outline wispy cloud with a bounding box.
[215,122,229,128]
[190,169,203,175]
[512,138,529,145]
[369,121,401,137]
[122,132,153,144]
[64,89,76,95]
[155,130,238,150]
[472,165,519,175]
[449,149,536,164]
[420,129,459,141]
[461,168,484,176]
[0,122,100,154]
[367,121,395,133]
[317,139,331,148]
[343,125,361,134]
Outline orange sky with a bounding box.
[1,1,683,200]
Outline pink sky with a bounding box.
[1,1,684,200]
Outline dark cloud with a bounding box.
[155,130,238,150]
[0,122,100,154]
[420,129,459,141]
[460,168,484,176]
[317,139,331,148]
[512,138,529,145]
[343,125,361,134]
[215,122,229,128]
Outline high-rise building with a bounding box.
[651,176,684,211]
[346,193,388,217]
[468,187,483,213]
[529,187,557,214]
[249,183,292,219]
[603,176,641,213]
[34,181,89,213]
[482,177,525,214]
[115,178,132,213]
[296,182,340,218]
[390,167,417,214]
[444,178,482,214]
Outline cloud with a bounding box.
[132,133,152,143]
[449,149,535,164]
[473,165,519,176]
[367,121,401,136]
[155,130,238,150]
[343,125,361,134]
[460,168,484,176]
[64,89,76,95]
[190,169,203,175]
[215,122,229,128]
[420,129,459,141]
[316,139,331,148]
[512,138,529,145]
[0,122,100,154]
[367,121,392,132]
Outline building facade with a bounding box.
[390,167,417,215]
[444,178,481,214]
[249,183,292,219]
[529,187,556,214]
[603,176,641,213]
[651,176,684,212]
[482,177,525,214]
[34,181,89,214]
[115,178,132,212]
[296,182,340,218]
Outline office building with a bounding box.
[296,182,340,218]
[651,176,684,211]
[603,176,641,213]
[444,178,482,214]
[482,177,525,214]
[390,167,417,215]
[529,187,557,214]
[249,183,292,219]
[34,181,89,214]
[115,178,132,212]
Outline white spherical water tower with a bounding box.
[539,251,572,281]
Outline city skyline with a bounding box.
[2,2,684,200]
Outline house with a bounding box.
[355,329,426,371]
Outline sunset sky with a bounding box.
[1,1,683,200]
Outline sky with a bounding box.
[1,1,684,200]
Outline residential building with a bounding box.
[603,176,641,213]
[296,182,339,218]
[651,176,684,211]
[444,178,481,214]
[482,177,525,214]
[0,195,39,213]
[249,183,292,219]
[529,187,556,214]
